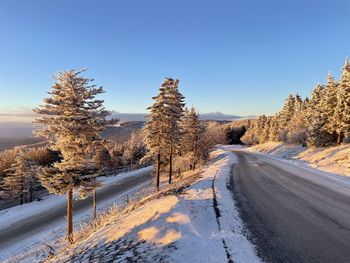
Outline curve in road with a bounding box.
[230,151,350,263]
[0,169,152,258]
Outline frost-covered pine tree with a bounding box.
[33,69,116,241]
[94,142,112,172]
[261,115,271,143]
[284,93,307,145]
[287,103,307,145]
[294,93,303,111]
[334,58,350,144]
[142,79,170,190]
[2,148,38,204]
[241,119,259,145]
[305,84,334,146]
[2,149,27,204]
[122,132,142,170]
[269,115,280,142]
[279,95,296,126]
[255,115,268,143]
[320,73,338,139]
[88,141,111,220]
[278,94,295,141]
[163,79,185,183]
[0,147,23,201]
[142,78,184,188]
[179,107,203,170]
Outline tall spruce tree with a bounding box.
[142,79,170,190]
[142,78,184,188]
[279,94,296,127]
[33,69,116,241]
[294,93,303,111]
[321,73,338,140]
[287,103,307,145]
[269,115,280,141]
[261,116,271,143]
[334,58,350,144]
[278,94,296,141]
[3,149,29,204]
[284,93,307,145]
[123,131,143,170]
[305,84,334,146]
[163,79,185,183]
[180,107,203,169]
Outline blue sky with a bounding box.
[0,0,350,116]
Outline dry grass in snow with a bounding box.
[48,147,261,263]
[248,142,350,176]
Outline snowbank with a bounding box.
[0,166,153,230]
[0,166,153,262]
[50,146,261,263]
[247,142,350,176]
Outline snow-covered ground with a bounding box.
[0,166,153,262]
[4,143,349,263]
[247,142,350,176]
[49,146,262,263]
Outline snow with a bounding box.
[49,146,262,263]
[5,143,349,262]
[0,166,153,262]
[242,142,350,197]
[247,142,350,176]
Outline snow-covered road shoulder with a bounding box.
[246,142,350,176]
[211,146,262,263]
[51,146,262,263]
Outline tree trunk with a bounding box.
[20,180,24,205]
[67,188,73,243]
[169,144,173,184]
[193,137,198,170]
[156,152,161,191]
[30,187,33,203]
[131,153,134,171]
[337,132,342,145]
[20,192,23,205]
[93,189,97,220]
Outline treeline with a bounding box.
[0,147,59,204]
[243,58,350,147]
[0,132,145,204]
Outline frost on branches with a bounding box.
[33,69,117,241]
[242,57,350,147]
[141,78,185,189]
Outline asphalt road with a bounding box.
[0,168,152,255]
[230,151,350,263]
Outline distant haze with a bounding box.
[111,112,249,122]
[0,112,252,138]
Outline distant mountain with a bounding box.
[199,112,242,121]
[0,111,253,143]
[111,112,146,122]
[111,112,250,122]
[102,121,145,143]
[0,111,250,125]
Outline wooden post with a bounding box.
[93,189,97,220]
[156,152,161,191]
[67,188,73,243]
[169,144,173,184]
